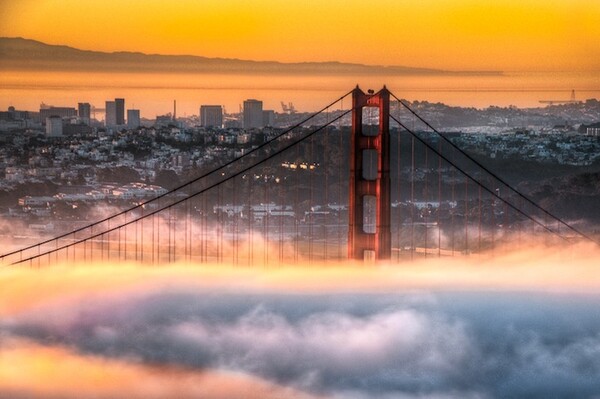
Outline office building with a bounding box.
[45,116,63,137]
[78,102,91,125]
[105,98,125,127]
[105,101,117,127]
[263,110,275,127]
[40,106,76,122]
[127,109,141,129]
[115,98,125,125]
[243,99,263,129]
[200,105,223,128]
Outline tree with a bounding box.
[154,169,180,190]
[96,166,140,184]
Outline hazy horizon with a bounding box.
[2,69,599,118]
[1,36,598,116]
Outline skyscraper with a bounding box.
[105,101,117,127]
[200,105,223,128]
[78,102,91,125]
[105,98,125,127]
[127,109,141,129]
[115,98,125,125]
[243,99,263,129]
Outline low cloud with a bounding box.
[2,243,600,397]
[2,281,600,398]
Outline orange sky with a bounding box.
[1,0,599,72]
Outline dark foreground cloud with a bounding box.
[2,288,600,398]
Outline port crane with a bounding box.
[280,101,296,113]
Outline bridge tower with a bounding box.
[348,86,391,260]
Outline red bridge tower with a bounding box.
[348,86,391,260]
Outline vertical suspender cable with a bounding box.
[451,149,456,255]
[294,139,299,264]
[410,135,415,260]
[337,99,343,260]
[424,133,428,256]
[140,212,144,263]
[107,219,110,261]
[396,125,402,262]
[438,137,442,256]
[264,169,268,266]
[324,108,329,262]
[309,133,314,264]
[478,184,482,254]
[249,171,253,266]
[124,213,127,261]
[464,177,469,254]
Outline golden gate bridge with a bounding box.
[1,87,597,267]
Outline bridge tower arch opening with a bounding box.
[348,86,391,261]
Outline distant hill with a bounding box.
[0,37,502,76]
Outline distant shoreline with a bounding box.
[0,37,503,77]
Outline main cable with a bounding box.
[1,90,354,261]
[390,91,599,246]
[9,109,352,266]
[390,114,572,242]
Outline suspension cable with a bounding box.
[7,109,353,266]
[1,90,354,261]
[390,114,573,243]
[390,91,598,245]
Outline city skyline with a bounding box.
[2,1,600,115]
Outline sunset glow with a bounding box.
[0,340,318,399]
[2,0,599,72]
